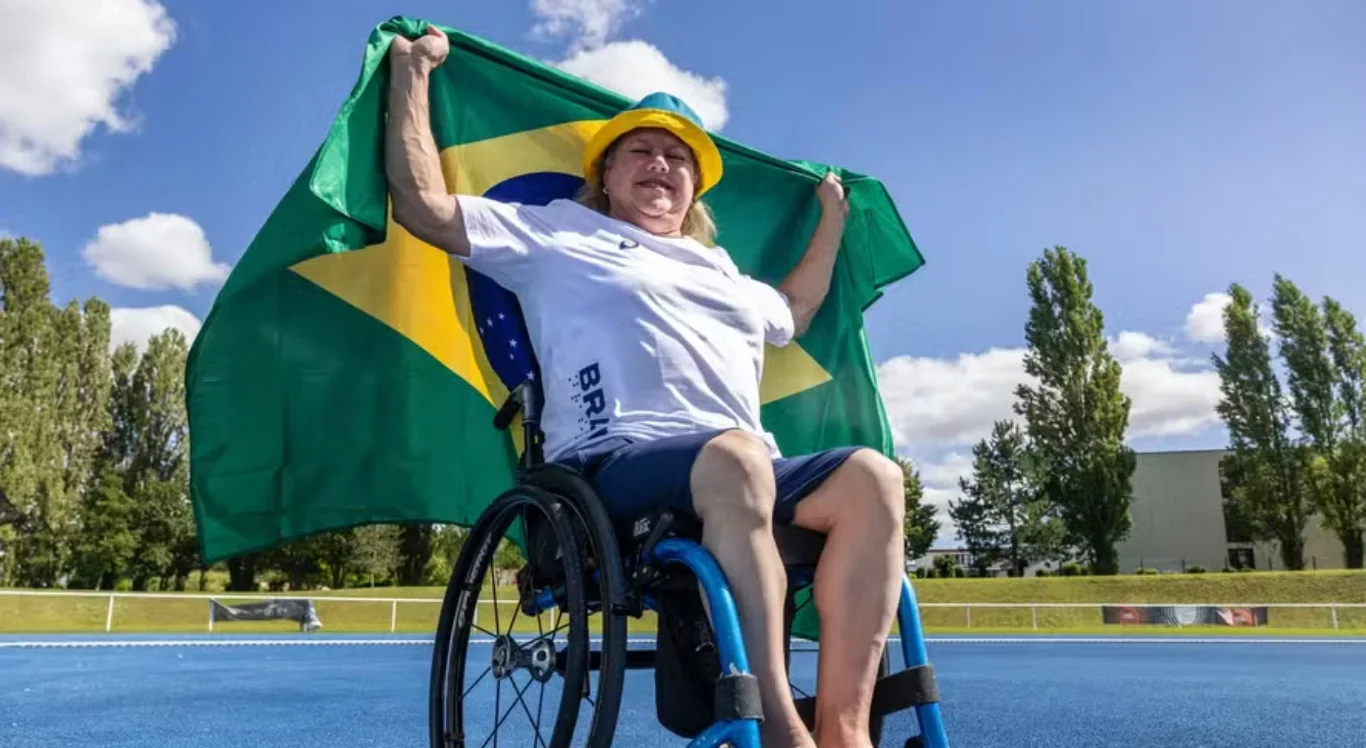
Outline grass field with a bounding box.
[3,570,1364,635]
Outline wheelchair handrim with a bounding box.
[429,486,590,748]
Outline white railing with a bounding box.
[917,602,1366,630]
[0,589,482,633]
[3,590,1364,633]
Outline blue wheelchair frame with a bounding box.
[522,524,951,747]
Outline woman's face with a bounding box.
[601,128,698,236]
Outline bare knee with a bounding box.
[846,449,906,529]
[691,430,775,528]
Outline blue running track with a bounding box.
[2,634,1364,747]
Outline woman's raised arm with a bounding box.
[778,172,849,337]
[384,26,472,257]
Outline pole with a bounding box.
[105,595,115,633]
[390,600,398,633]
[1331,605,1339,630]
[1031,605,1038,631]
[965,604,972,629]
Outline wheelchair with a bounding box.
[429,379,951,747]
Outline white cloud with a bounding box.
[1111,331,1174,362]
[531,1,729,131]
[1121,357,1222,437]
[556,41,729,130]
[878,348,1029,450]
[0,0,175,176]
[1185,292,1231,344]
[531,0,645,52]
[110,305,200,352]
[82,212,229,291]
[877,340,1222,453]
[915,451,973,490]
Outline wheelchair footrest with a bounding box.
[794,663,939,729]
[715,672,764,723]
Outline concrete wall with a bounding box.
[1251,523,1346,571]
[1116,450,1230,572]
[919,447,1351,575]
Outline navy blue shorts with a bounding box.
[554,429,862,527]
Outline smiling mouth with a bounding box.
[637,179,673,192]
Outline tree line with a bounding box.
[0,237,942,591]
[948,248,1366,574]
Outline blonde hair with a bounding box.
[575,144,718,247]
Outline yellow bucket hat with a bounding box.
[582,92,724,197]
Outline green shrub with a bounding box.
[1134,567,1158,575]
[1060,561,1089,577]
[1186,565,1207,574]
[1035,569,1052,578]
[952,567,966,578]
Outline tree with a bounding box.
[226,554,262,592]
[398,524,435,586]
[117,330,197,589]
[1213,283,1311,570]
[1272,276,1364,567]
[69,466,136,590]
[897,458,941,561]
[1322,297,1366,567]
[354,524,402,587]
[949,421,1061,577]
[1013,247,1136,574]
[0,237,101,586]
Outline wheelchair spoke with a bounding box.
[508,674,550,748]
[535,678,547,743]
[480,673,537,748]
[462,665,492,699]
[520,620,570,648]
[472,623,499,639]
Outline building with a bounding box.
[1117,449,1345,573]
[911,449,1348,576]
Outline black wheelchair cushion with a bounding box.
[654,577,722,738]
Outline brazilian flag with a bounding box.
[186,16,924,564]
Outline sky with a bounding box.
[2,0,1363,546]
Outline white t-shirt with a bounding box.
[455,195,796,462]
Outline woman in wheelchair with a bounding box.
[390,26,933,748]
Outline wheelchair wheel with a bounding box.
[430,484,607,748]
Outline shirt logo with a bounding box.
[569,362,610,440]
[619,239,639,250]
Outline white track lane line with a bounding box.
[3,635,1364,648]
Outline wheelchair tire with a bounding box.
[429,485,591,748]
[523,465,630,746]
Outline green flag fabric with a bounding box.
[186,15,924,568]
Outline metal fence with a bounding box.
[2,590,1364,633]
